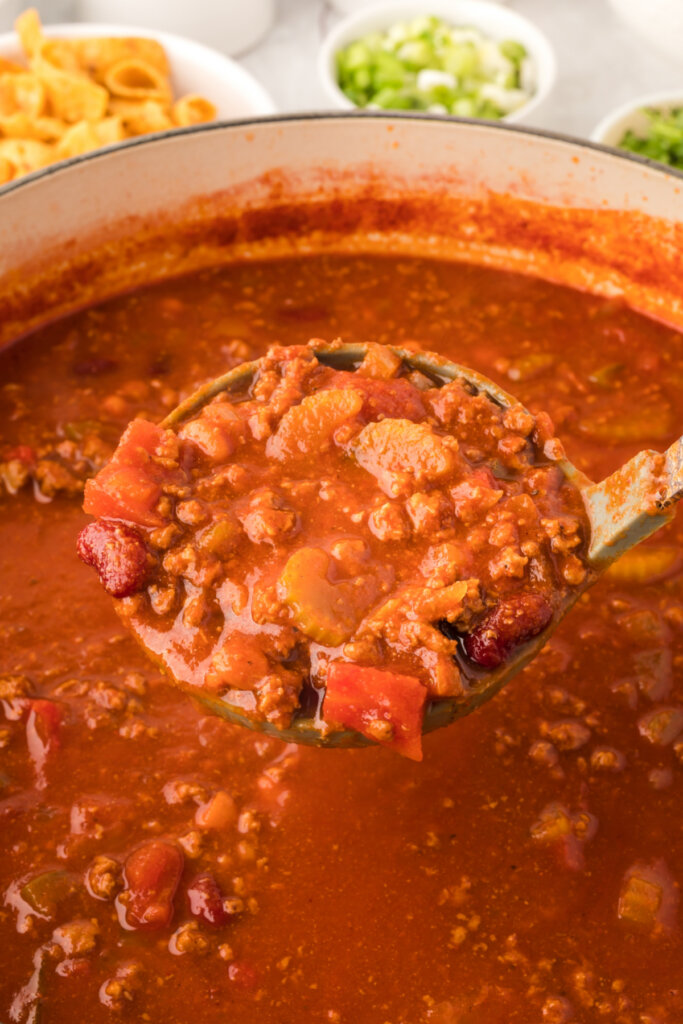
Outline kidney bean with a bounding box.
[119,841,183,931]
[464,593,553,668]
[187,874,242,928]
[77,520,150,598]
[72,357,118,376]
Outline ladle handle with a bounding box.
[661,436,683,510]
[584,435,683,567]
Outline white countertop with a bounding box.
[9,0,683,139]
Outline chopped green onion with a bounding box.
[617,107,683,170]
[335,15,533,120]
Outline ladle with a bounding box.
[161,343,682,748]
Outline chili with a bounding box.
[0,254,681,1023]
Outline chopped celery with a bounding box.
[587,362,625,388]
[638,706,683,746]
[605,545,680,585]
[63,418,103,441]
[618,860,677,932]
[20,870,80,918]
[578,404,673,443]
[506,352,555,382]
[335,16,532,120]
[619,875,662,925]
[198,517,241,558]
[280,547,377,647]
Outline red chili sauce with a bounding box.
[0,255,682,1023]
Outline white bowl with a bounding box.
[591,89,683,148]
[317,0,556,126]
[76,0,276,58]
[0,21,276,121]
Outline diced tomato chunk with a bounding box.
[25,699,63,788]
[27,698,62,745]
[324,663,427,761]
[119,840,184,930]
[83,419,180,528]
[27,699,63,743]
[5,444,35,464]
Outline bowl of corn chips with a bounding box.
[0,8,276,186]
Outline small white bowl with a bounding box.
[591,89,683,149]
[318,0,556,125]
[0,22,275,120]
[77,0,276,59]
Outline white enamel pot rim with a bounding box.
[2,111,683,348]
[2,110,683,201]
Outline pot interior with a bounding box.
[1,115,683,345]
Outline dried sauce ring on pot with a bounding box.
[78,340,592,760]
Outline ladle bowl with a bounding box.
[158,342,683,748]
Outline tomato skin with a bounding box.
[83,419,179,528]
[324,663,427,761]
[5,444,35,464]
[119,840,184,930]
[27,699,63,744]
[25,699,63,786]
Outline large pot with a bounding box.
[1,113,683,345]
[2,114,683,1024]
